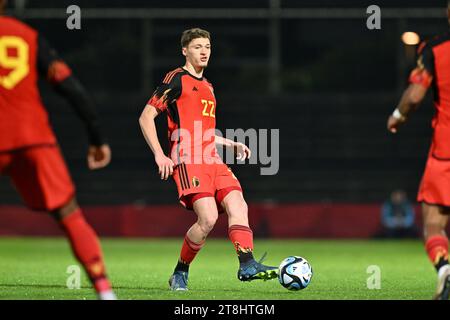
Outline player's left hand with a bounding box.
[387,115,405,134]
[87,144,111,170]
[234,142,251,161]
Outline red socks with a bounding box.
[59,208,111,293]
[179,234,205,265]
[228,225,254,254]
[176,225,255,270]
[425,235,449,271]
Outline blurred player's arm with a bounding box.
[387,44,434,134]
[139,85,180,180]
[215,136,251,161]
[387,80,430,134]
[37,35,111,169]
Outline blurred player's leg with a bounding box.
[9,146,116,300]
[169,196,218,291]
[52,197,116,300]
[220,190,277,282]
[422,203,450,300]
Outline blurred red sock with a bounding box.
[60,208,111,293]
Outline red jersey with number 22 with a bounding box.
[147,67,218,165]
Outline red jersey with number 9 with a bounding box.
[0,16,57,151]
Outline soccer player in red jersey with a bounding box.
[0,1,115,299]
[139,28,277,290]
[387,2,450,300]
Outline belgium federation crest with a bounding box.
[192,176,200,188]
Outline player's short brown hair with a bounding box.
[181,28,211,48]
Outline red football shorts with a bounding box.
[173,161,242,210]
[0,145,75,211]
[417,145,450,207]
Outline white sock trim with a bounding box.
[99,290,117,300]
[438,264,450,279]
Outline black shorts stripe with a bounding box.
[180,163,186,189]
[178,164,186,190]
[181,163,190,189]
[186,163,191,188]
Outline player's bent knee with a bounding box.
[240,200,248,214]
[227,199,248,218]
[198,216,218,234]
[222,191,247,211]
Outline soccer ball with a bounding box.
[278,256,313,291]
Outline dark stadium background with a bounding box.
[1,0,449,237]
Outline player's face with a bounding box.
[183,38,211,69]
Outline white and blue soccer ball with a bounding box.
[278,256,313,291]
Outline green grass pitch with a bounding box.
[0,238,437,300]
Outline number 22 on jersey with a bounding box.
[0,36,30,90]
[201,99,215,118]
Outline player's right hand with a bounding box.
[387,115,405,134]
[87,144,111,170]
[155,153,174,180]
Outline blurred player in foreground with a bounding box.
[0,0,115,300]
[387,1,450,300]
[139,28,277,291]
